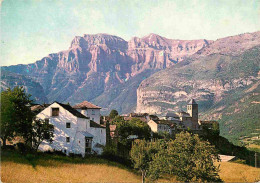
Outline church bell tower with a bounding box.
[187,99,198,124]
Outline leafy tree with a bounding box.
[116,118,151,145]
[31,118,54,151]
[111,115,124,124]
[1,87,34,146]
[128,118,151,140]
[109,109,119,119]
[130,132,222,182]
[130,139,164,183]
[111,117,151,158]
[165,132,222,182]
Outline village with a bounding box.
[30,99,218,157]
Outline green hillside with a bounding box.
[138,46,260,143]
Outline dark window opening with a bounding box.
[66,122,71,128]
[66,137,70,143]
[52,108,59,116]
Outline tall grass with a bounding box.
[216,162,260,182]
[1,150,141,183]
[1,150,259,182]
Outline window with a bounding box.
[45,118,49,124]
[66,137,70,143]
[92,118,94,121]
[92,110,95,115]
[52,108,59,116]
[66,122,71,128]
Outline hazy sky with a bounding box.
[1,0,260,66]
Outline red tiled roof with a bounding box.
[73,101,101,109]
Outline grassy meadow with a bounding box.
[1,150,260,183]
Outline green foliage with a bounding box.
[130,132,222,182]
[31,118,54,151]
[116,118,151,145]
[130,139,165,182]
[1,86,34,146]
[165,132,222,182]
[111,115,125,124]
[109,117,151,159]
[109,109,119,119]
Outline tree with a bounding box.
[165,132,222,182]
[130,139,164,183]
[128,118,151,140]
[31,118,54,151]
[109,109,119,119]
[130,132,222,182]
[0,87,34,146]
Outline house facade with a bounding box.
[36,102,106,156]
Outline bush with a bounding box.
[2,145,15,151]
[69,153,83,158]
[16,143,31,154]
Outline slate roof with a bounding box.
[56,102,89,119]
[152,120,176,128]
[90,120,106,128]
[73,101,101,109]
[80,131,94,138]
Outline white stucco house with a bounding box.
[73,101,102,124]
[36,102,106,156]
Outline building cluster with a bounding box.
[110,99,218,138]
[32,99,217,157]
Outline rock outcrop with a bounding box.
[136,34,260,142]
[1,33,210,113]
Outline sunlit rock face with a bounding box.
[1,33,209,113]
[136,31,260,115]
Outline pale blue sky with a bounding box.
[1,0,260,66]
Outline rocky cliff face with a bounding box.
[0,70,48,103]
[1,33,209,113]
[136,31,260,114]
[136,32,260,142]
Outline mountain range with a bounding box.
[1,33,210,113]
[1,31,260,143]
[136,31,260,143]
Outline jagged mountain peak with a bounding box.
[70,33,127,50]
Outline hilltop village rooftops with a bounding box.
[31,104,50,113]
[152,120,177,127]
[73,101,101,109]
[124,116,147,122]
[161,111,191,118]
[165,112,179,118]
